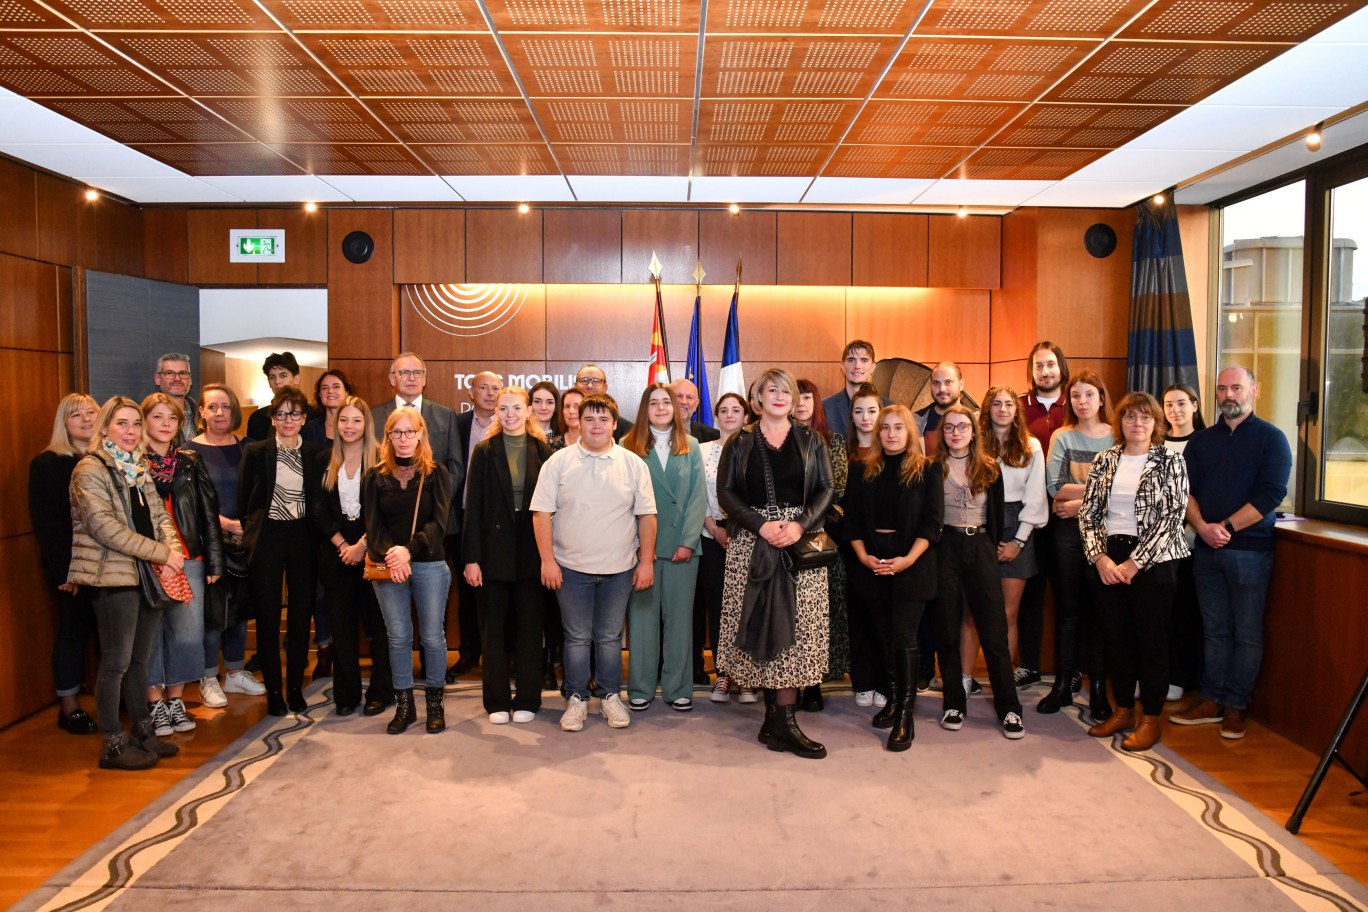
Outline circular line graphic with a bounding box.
[405,284,528,338]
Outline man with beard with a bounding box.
[153,353,198,445]
[914,361,971,457]
[1169,366,1290,740]
[822,340,889,439]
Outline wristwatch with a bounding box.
[1012,538,1028,549]
[1222,519,1236,534]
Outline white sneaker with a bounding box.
[560,695,587,732]
[167,697,195,732]
[737,688,759,704]
[512,710,536,723]
[1167,684,1184,702]
[199,676,227,708]
[223,670,266,695]
[148,699,173,737]
[854,690,874,707]
[872,691,888,708]
[489,711,511,724]
[600,693,631,729]
[710,677,732,703]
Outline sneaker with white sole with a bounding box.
[223,670,266,695]
[1013,667,1041,688]
[963,675,983,696]
[710,677,732,703]
[512,710,535,723]
[854,690,874,707]
[873,692,888,708]
[199,676,228,708]
[489,711,511,724]
[940,709,964,731]
[1001,712,1025,740]
[737,688,759,704]
[560,695,587,731]
[600,693,631,728]
[148,699,173,737]
[167,697,196,732]
[1166,684,1184,702]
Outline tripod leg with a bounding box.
[1287,666,1368,834]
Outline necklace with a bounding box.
[947,452,969,459]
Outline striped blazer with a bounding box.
[1079,443,1190,570]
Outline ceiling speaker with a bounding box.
[341,230,374,264]
[1084,223,1117,259]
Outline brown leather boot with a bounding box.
[1122,714,1161,752]
[1087,705,1133,738]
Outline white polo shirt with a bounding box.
[529,441,657,575]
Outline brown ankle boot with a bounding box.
[1087,705,1133,738]
[1122,714,1161,752]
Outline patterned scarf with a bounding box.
[146,443,180,496]
[102,438,148,488]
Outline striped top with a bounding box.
[268,442,306,521]
[1045,427,1114,499]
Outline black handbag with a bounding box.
[755,429,838,571]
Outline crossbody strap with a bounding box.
[408,473,425,543]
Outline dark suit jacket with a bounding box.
[461,433,552,581]
[371,396,465,529]
[453,408,487,512]
[613,416,634,441]
[689,420,720,443]
[844,459,942,602]
[237,437,325,563]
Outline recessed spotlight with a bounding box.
[84,189,98,201]
[518,202,530,214]
[1152,193,1166,205]
[304,201,317,212]
[1306,124,1323,151]
[956,206,968,218]
[729,203,740,215]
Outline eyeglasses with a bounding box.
[159,370,191,380]
[389,429,419,440]
[273,410,304,421]
[576,376,606,386]
[395,369,426,379]
[942,423,974,433]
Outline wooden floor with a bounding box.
[2,667,1366,910]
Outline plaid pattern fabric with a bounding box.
[1079,444,1190,570]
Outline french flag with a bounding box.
[716,285,744,409]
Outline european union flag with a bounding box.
[685,293,712,426]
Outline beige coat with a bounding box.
[68,448,180,588]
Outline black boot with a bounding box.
[387,690,416,734]
[287,687,307,713]
[99,731,158,771]
[363,692,395,716]
[425,687,446,733]
[1088,676,1113,723]
[757,689,778,744]
[800,684,824,712]
[872,675,897,729]
[1037,615,1078,714]
[266,689,288,717]
[132,717,180,758]
[312,643,334,681]
[767,705,827,759]
[887,648,916,752]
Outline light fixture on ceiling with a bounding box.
[304,201,317,212]
[1152,193,1166,206]
[729,203,740,215]
[84,189,98,201]
[956,206,968,218]
[1306,123,1323,151]
[518,202,530,214]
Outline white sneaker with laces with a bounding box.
[560,695,587,731]
[512,710,535,723]
[600,693,631,728]
[710,677,732,703]
[167,697,196,732]
[737,688,759,704]
[1001,712,1026,740]
[872,692,888,708]
[149,699,173,737]
[940,709,964,731]
[199,676,227,708]
[223,670,266,695]
[489,711,511,724]
[854,690,874,707]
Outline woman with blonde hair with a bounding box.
[364,406,453,734]
[313,396,388,717]
[844,405,942,750]
[30,393,100,734]
[69,396,185,770]
[463,386,553,723]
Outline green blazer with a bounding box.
[645,435,707,559]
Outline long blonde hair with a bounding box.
[324,396,379,490]
[861,405,929,486]
[378,406,436,476]
[484,386,548,444]
[46,393,98,456]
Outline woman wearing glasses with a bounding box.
[365,408,453,734]
[239,387,324,716]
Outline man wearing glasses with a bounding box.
[153,352,198,445]
[574,365,634,440]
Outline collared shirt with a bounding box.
[528,441,657,575]
[394,394,424,411]
[463,411,493,506]
[1021,390,1066,453]
[338,461,362,521]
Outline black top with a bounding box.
[29,450,81,589]
[844,458,944,602]
[182,439,245,521]
[689,420,721,443]
[131,484,155,540]
[363,463,453,564]
[462,433,552,581]
[871,452,905,529]
[718,421,835,537]
[744,425,805,507]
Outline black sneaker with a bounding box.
[1013,667,1042,688]
[1070,672,1082,694]
[940,709,964,731]
[1001,712,1026,740]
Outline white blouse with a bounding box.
[338,461,362,521]
[700,439,726,539]
[999,435,1049,542]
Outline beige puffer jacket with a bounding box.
[68,448,180,588]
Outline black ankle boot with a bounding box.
[286,687,307,713]
[1089,677,1113,723]
[767,705,826,759]
[425,687,445,733]
[266,689,288,716]
[1036,678,1074,714]
[132,717,179,757]
[872,677,897,729]
[99,731,158,771]
[757,689,778,744]
[887,648,916,752]
[387,690,416,734]
[800,684,824,712]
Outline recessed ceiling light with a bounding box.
[956,206,968,218]
[729,203,740,215]
[518,202,530,214]
[1152,193,1166,205]
[1306,124,1323,151]
[304,201,317,212]
[84,189,98,201]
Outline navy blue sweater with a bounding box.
[1183,412,1291,551]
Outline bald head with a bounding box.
[671,378,699,420]
[1216,365,1258,425]
[575,364,608,394]
[469,371,503,416]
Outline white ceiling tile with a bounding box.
[197,175,353,202]
[1069,148,1238,184]
[912,179,1057,206]
[1306,4,1368,42]
[1022,181,1162,208]
[568,175,689,202]
[802,177,934,205]
[84,176,244,203]
[0,98,119,144]
[317,175,462,202]
[442,175,575,202]
[0,143,184,178]
[1130,105,1338,152]
[689,176,810,203]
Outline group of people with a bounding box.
[31,338,1291,770]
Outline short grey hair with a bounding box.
[157,352,192,370]
[389,351,426,374]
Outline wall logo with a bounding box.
[404,284,528,338]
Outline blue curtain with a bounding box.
[1128,200,1200,399]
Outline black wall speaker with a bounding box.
[1084,223,1117,259]
[341,230,374,264]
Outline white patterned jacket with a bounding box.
[1078,443,1190,570]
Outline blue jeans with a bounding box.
[1193,545,1274,710]
[373,561,451,690]
[148,559,206,688]
[557,567,634,701]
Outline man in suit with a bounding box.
[448,370,502,678]
[575,364,634,440]
[670,378,720,443]
[822,339,890,439]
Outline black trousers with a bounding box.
[696,536,726,676]
[448,533,482,665]
[1052,517,1105,685]
[846,548,887,693]
[478,578,545,713]
[1087,536,1177,716]
[250,518,316,695]
[1168,553,1204,691]
[319,532,392,710]
[932,529,1022,720]
[52,585,97,696]
[1016,519,1054,670]
[861,532,927,678]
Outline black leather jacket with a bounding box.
[169,448,225,577]
[717,421,835,536]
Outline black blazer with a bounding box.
[689,420,721,443]
[237,438,325,563]
[453,408,480,512]
[310,449,367,588]
[371,397,465,529]
[167,448,225,577]
[844,459,943,602]
[717,421,835,537]
[29,450,80,589]
[461,433,552,582]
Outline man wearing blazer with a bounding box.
[448,371,503,678]
[670,378,721,443]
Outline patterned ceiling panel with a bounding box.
[1120,0,1355,42]
[38,0,276,30]
[555,143,691,175]
[699,36,902,100]
[953,144,1110,179]
[1043,40,1288,103]
[875,37,1095,101]
[257,0,487,32]
[915,0,1152,39]
[505,35,696,99]
[416,141,560,174]
[107,35,343,96]
[130,142,306,174]
[0,32,176,94]
[297,32,517,98]
[693,142,837,176]
[702,0,933,37]
[485,0,704,33]
[265,142,428,174]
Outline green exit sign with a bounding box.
[229,228,286,263]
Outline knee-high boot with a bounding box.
[887,647,916,751]
[872,644,897,729]
[1037,615,1078,714]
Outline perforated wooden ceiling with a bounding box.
[0,0,1360,188]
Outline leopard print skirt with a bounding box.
[715,507,830,690]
